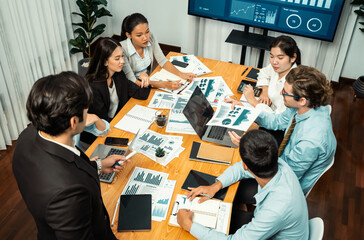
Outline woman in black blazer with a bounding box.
[81,37,151,144]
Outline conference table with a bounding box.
[85,52,256,239]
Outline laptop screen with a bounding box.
[183,86,214,139]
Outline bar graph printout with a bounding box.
[121,167,175,221]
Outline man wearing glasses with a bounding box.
[228,65,336,195]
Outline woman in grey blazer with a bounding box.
[120,13,196,90]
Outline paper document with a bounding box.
[169,55,212,76]
[207,102,261,131]
[169,194,231,233]
[148,91,178,109]
[114,105,157,134]
[180,77,221,103]
[150,69,189,94]
[121,167,175,221]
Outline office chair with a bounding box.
[305,156,335,197]
[309,217,324,240]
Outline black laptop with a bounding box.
[183,86,243,147]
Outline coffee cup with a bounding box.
[154,110,168,128]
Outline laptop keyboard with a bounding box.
[99,148,126,183]
[207,126,227,140]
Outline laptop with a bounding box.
[183,86,243,147]
[91,130,140,183]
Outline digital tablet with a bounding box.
[117,194,152,231]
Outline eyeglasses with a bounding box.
[282,88,300,98]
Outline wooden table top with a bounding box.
[85,52,254,239]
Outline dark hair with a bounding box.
[121,13,148,40]
[85,37,121,83]
[270,35,301,65]
[239,130,278,179]
[285,65,333,108]
[26,71,92,136]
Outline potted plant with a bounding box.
[351,0,364,32]
[155,147,166,164]
[69,0,112,76]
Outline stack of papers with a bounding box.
[169,55,212,76]
[121,167,176,222]
[133,129,185,166]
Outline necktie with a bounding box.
[278,115,296,156]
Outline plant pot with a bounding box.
[155,155,166,164]
[353,76,364,98]
[78,58,89,77]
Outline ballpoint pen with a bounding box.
[111,197,120,226]
[241,67,249,76]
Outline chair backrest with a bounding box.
[305,156,334,197]
[309,217,324,240]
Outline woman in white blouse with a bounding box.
[243,35,301,114]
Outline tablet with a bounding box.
[117,194,152,231]
[181,170,228,201]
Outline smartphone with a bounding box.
[171,59,189,68]
[104,137,129,146]
[237,79,257,93]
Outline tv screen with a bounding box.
[188,0,345,41]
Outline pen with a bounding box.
[111,198,120,226]
[113,151,137,168]
[199,193,212,198]
[241,67,248,76]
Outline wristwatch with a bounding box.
[95,158,102,175]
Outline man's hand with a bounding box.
[101,155,129,173]
[177,209,194,232]
[228,131,242,146]
[243,85,259,107]
[138,72,150,88]
[186,181,222,203]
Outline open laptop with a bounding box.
[183,86,243,148]
[91,130,140,183]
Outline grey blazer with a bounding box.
[120,32,168,82]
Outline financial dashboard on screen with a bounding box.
[188,0,345,41]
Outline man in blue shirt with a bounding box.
[229,65,337,195]
[177,130,309,239]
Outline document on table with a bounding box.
[121,167,175,221]
[148,91,178,109]
[212,79,234,108]
[180,77,222,104]
[207,102,261,131]
[150,69,189,94]
[114,105,157,134]
[169,55,212,76]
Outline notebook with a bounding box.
[189,141,233,165]
[117,194,152,231]
[245,68,260,81]
[183,86,243,147]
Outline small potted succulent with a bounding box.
[155,147,166,164]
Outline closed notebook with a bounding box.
[197,143,235,164]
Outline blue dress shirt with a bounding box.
[74,120,110,147]
[256,106,337,194]
[190,159,309,240]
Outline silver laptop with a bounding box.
[91,130,139,183]
[183,86,243,148]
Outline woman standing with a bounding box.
[120,13,196,90]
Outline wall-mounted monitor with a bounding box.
[188,0,345,41]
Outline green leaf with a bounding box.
[359,21,364,25]
[76,0,88,15]
[354,9,364,17]
[92,0,108,6]
[72,22,89,31]
[70,48,84,54]
[351,0,364,4]
[95,7,112,18]
[74,28,88,40]
[90,24,105,41]
[360,28,364,32]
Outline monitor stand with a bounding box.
[225,27,275,68]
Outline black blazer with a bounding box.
[12,126,116,240]
[81,71,151,144]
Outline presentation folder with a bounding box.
[189,141,234,165]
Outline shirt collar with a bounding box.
[254,164,283,203]
[126,38,152,57]
[38,131,80,156]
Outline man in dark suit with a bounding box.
[12,72,126,239]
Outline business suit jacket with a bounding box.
[81,71,150,144]
[12,126,117,240]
